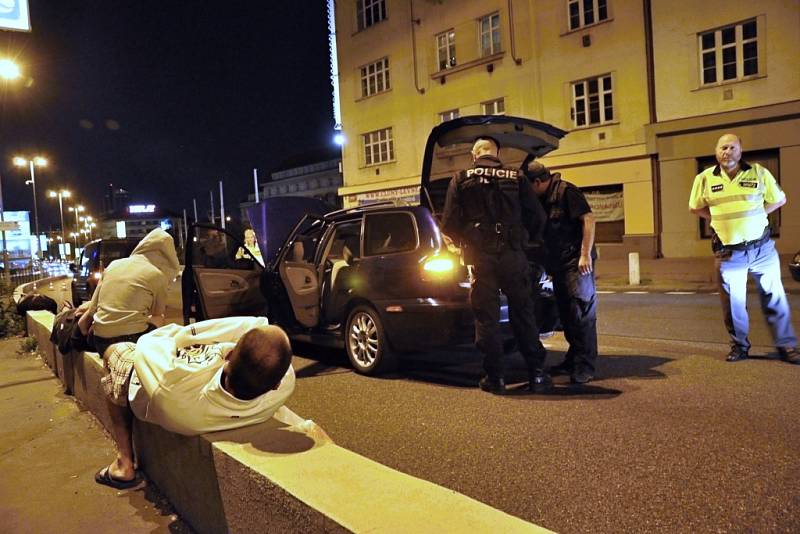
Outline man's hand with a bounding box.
[578,253,593,275]
[77,308,94,336]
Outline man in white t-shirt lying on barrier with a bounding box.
[95,316,295,490]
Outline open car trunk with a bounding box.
[420,115,567,217]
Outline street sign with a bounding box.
[0,0,31,32]
[0,221,20,231]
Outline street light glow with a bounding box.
[13,156,26,167]
[33,157,47,167]
[0,59,21,80]
[333,132,346,146]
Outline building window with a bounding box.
[356,0,387,31]
[436,30,457,71]
[439,109,459,123]
[572,75,613,127]
[482,98,505,116]
[699,19,758,85]
[568,0,609,31]
[363,128,394,166]
[479,13,501,56]
[360,57,390,98]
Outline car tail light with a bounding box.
[93,272,102,280]
[423,256,454,273]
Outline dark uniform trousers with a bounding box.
[472,247,546,377]
[551,264,598,374]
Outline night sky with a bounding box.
[0,1,335,231]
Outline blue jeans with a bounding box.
[716,239,797,352]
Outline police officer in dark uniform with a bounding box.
[523,161,598,384]
[441,137,550,394]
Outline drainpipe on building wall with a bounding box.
[643,0,662,258]
[507,0,523,65]
[409,0,425,94]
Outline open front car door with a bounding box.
[183,224,268,323]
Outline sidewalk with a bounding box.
[0,337,194,534]
[595,254,800,294]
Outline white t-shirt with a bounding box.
[128,316,295,436]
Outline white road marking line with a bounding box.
[624,291,649,294]
[665,291,696,295]
[597,290,616,294]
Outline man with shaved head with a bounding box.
[442,136,548,394]
[689,134,798,364]
[94,316,295,490]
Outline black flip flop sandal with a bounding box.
[94,466,141,490]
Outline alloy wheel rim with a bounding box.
[349,312,378,367]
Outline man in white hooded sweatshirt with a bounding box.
[79,228,181,358]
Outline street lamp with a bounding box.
[0,58,21,81]
[13,155,47,256]
[69,205,84,247]
[48,189,71,259]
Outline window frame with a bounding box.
[698,18,759,87]
[481,98,505,116]
[571,74,613,128]
[356,0,387,31]
[362,127,395,167]
[439,109,460,123]
[478,12,501,57]
[567,0,609,31]
[436,29,457,71]
[359,57,391,98]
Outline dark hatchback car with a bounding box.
[183,116,566,374]
[71,238,140,305]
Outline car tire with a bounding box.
[345,305,395,375]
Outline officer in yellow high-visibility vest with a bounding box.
[689,133,798,364]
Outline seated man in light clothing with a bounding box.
[95,316,295,490]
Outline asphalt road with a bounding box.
[285,292,800,533]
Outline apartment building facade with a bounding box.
[334,0,799,257]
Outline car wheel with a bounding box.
[345,305,395,375]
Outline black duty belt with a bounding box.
[724,228,770,251]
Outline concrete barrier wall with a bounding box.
[24,311,550,534]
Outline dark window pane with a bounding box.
[723,63,736,80]
[743,58,758,76]
[702,51,715,69]
[722,47,736,63]
[584,1,594,25]
[604,94,613,120]
[576,100,586,114]
[721,27,735,45]
[574,83,585,97]
[602,76,611,91]
[569,3,580,29]
[599,0,608,20]
[743,20,757,39]
[703,68,716,84]
[701,32,715,50]
[588,78,598,94]
[743,41,757,60]
[589,95,600,123]
[576,111,586,126]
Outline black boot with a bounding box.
[479,375,506,395]
[529,369,553,393]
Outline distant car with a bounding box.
[183,116,566,375]
[790,251,800,282]
[70,238,140,305]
